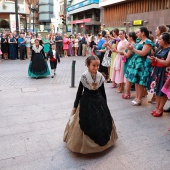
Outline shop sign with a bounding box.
[67,0,99,12]
[71,18,91,24]
[133,20,143,26]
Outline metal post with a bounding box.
[63,0,67,36]
[33,12,35,33]
[71,60,76,88]
[15,0,19,35]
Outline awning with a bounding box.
[71,18,92,24]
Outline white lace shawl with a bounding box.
[80,70,105,90]
[32,45,43,53]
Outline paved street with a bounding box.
[0,57,170,170]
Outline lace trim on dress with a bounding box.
[32,45,43,53]
[80,70,105,90]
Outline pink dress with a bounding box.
[111,39,128,84]
[162,74,170,98]
[63,38,69,50]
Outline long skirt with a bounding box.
[64,90,118,154]
[28,53,50,78]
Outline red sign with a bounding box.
[71,18,91,24]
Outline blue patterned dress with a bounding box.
[125,39,155,87]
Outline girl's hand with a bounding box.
[127,44,134,50]
[111,48,116,52]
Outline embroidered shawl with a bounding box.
[32,45,43,53]
[80,70,105,90]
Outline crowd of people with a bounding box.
[0,31,99,61]
[92,25,170,119]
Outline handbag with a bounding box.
[122,56,127,63]
[94,50,101,56]
[94,47,101,56]
[108,50,112,58]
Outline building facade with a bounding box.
[0,0,40,32]
[38,0,54,31]
[67,0,101,34]
[100,0,170,34]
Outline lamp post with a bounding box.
[29,4,38,33]
[31,7,36,33]
[15,0,19,35]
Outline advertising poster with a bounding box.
[9,14,20,32]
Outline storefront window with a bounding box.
[78,14,83,20]
[85,13,92,19]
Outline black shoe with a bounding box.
[54,73,56,75]
[164,107,170,112]
[51,75,54,78]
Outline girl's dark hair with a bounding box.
[110,30,113,36]
[112,28,119,36]
[85,55,100,66]
[140,26,149,38]
[158,25,168,34]
[35,39,40,42]
[102,30,106,37]
[161,32,170,44]
[128,32,137,42]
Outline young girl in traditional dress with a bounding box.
[63,55,118,154]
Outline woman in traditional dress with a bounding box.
[125,27,155,106]
[64,56,118,154]
[147,33,170,117]
[28,39,50,78]
[8,33,17,60]
[111,30,128,93]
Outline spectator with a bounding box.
[18,34,26,60]
[55,33,63,58]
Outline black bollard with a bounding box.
[71,60,76,88]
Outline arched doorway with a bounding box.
[0,19,10,29]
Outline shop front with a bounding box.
[71,18,100,34]
[67,0,100,34]
[0,13,27,32]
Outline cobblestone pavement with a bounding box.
[0,57,170,170]
[0,57,86,89]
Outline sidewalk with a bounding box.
[0,57,170,170]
